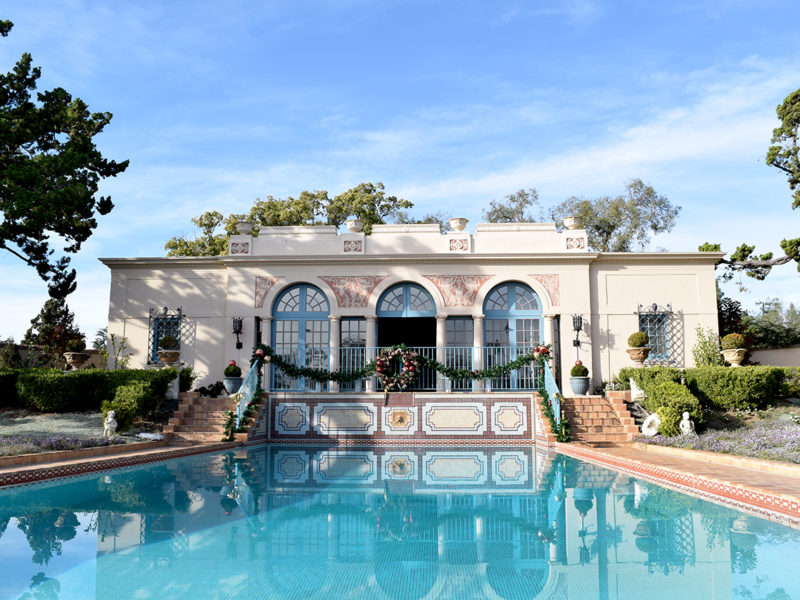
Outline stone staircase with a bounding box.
[562,392,639,445]
[163,391,234,445]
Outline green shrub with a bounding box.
[102,381,150,432]
[65,338,86,352]
[685,366,783,411]
[780,367,800,398]
[618,366,682,391]
[14,368,177,413]
[158,336,179,350]
[224,361,242,377]
[570,363,589,377]
[720,333,746,350]
[179,367,197,393]
[641,381,703,436]
[0,369,20,407]
[692,326,723,366]
[628,331,649,348]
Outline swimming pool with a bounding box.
[0,445,798,599]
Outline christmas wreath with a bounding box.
[375,346,420,391]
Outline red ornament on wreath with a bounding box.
[375,346,420,393]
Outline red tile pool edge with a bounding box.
[557,443,800,528]
[0,442,239,488]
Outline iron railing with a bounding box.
[268,345,543,392]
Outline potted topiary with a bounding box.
[720,333,747,367]
[626,331,651,366]
[569,360,590,395]
[223,360,243,394]
[63,338,89,370]
[157,335,180,364]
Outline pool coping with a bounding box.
[0,440,168,468]
[557,442,800,528]
[0,441,242,488]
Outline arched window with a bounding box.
[377,283,435,317]
[272,284,330,390]
[483,282,542,389]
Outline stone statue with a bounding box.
[103,410,117,438]
[679,411,695,435]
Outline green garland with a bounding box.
[250,342,552,386]
[539,390,571,442]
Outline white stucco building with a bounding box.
[101,221,721,393]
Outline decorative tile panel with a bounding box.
[423,274,494,307]
[274,450,310,484]
[255,275,278,308]
[318,276,387,308]
[314,403,377,436]
[382,451,419,480]
[490,402,528,435]
[230,241,250,255]
[492,451,529,485]
[531,274,560,307]
[422,403,487,435]
[341,235,365,254]
[381,406,418,435]
[448,236,470,252]
[314,450,377,484]
[274,402,310,435]
[423,451,488,485]
[565,236,587,250]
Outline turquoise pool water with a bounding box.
[0,445,798,599]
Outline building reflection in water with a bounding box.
[1,445,798,599]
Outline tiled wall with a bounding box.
[264,393,536,445]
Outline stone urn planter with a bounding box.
[447,217,469,232]
[721,348,747,367]
[235,221,254,235]
[562,216,582,230]
[569,376,590,395]
[63,352,89,370]
[345,218,363,232]
[157,350,180,364]
[626,347,651,367]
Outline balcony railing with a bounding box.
[269,346,543,392]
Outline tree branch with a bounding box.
[720,254,794,268]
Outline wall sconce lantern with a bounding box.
[572,314,583,348]
[232,317,243,349]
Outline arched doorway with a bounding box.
[376,282,436,347]
[483,282,543,390]
[271,283,330,390]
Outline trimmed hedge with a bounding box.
[643,381,703,436]
[619,365,788,411]
[102,381,152,432]
[9,368,177,413]
[685,366,783,411]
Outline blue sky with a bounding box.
[1,0,799,341]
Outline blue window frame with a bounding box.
[483,282,542,389]
[377,283,435,317]
[148,307,182,364]
[271,284,330,390]
[638,312,669,360]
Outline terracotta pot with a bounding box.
[721,348,747,367]
[157,350,181,364]
[626,347,651,367]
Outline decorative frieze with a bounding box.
[424,274,493,307]
[254,275,278,308]
[319,276,387,308]
[531,274,560,306]
[230,241,250,255]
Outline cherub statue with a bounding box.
[679,411,695,435]
[104,410,117,438]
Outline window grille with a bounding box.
[148,307,183,363]
[637,303,672,362]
